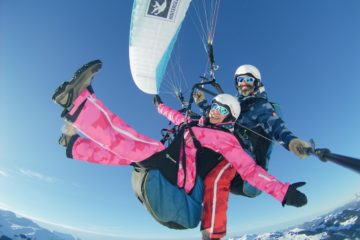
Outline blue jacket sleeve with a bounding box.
[255,101,297,150]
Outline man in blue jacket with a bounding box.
[196,64,310,196]
[195,64,310,239]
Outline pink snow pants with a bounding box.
[67,89,165,165]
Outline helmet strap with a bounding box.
[223,114,236,122]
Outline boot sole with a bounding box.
[52,59,102,108]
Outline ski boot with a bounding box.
[58,133,77,148]
[58,122,78,147]
[52,59,102,109]
[202,231,220,240]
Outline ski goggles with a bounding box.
[211,103,229,116]
[236,75,256,84]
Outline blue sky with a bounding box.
[1,0,360,239]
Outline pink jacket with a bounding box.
[157,104,289,202]
[69,89,289,203]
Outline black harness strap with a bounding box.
[187,124,226,179]
[180,126,187,188]
[134,125,186,187]
[187,125,202,150]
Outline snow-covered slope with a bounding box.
[1,195,359,240]
[0,209,78,240]
[231,194,360,240]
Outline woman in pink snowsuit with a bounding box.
[52,60,307,239]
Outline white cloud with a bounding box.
[17,213,130,240]
[0,169,9,177]
[0,201,11,210]
[18,168,57,183]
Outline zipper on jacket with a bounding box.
[165,154,177,164]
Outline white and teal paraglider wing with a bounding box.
[129,0,192,94]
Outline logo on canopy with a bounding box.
[147,0,179,21]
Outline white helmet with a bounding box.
[212,93,241,119]
[234,64,261,80]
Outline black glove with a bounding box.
[153,94,163,108]
[282,182,307,207]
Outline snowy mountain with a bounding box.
[231,194,360,240]
[1,195,359,240]
[0,209,78,240]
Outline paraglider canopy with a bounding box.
[129,0,192,94]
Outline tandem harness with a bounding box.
[131,123,223,229]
